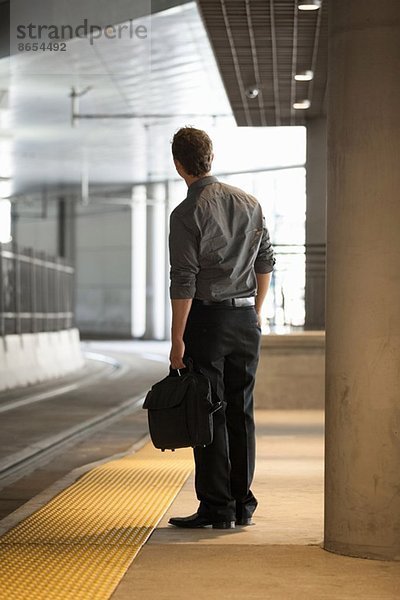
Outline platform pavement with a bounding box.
[112,411,399,600]
[1,346,399,599]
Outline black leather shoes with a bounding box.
[236,516,253,526]
[168,513,235,529]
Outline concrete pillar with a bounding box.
[75,201,134,338]
[131,185,147,339]
[57,197,76,263]
[325,0,400,560]
[305,117,326,330]
[143,182,166,340]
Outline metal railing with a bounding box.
[0,242,75,336]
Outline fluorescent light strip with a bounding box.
[293,100,311,109]
[294,70,314,81]
[298,0,322,10]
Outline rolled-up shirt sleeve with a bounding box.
[169,210,200,299]
[254,216,276,274]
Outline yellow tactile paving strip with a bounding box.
[0,443,193,600]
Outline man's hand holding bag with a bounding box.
[143,358,221,452]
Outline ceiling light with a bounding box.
[294,70,314,81]
[298,0,322,10]
[293,100,311,109]
[245,86,259,99]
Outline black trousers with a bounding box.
[183,301,261,522]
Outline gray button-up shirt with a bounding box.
[169,176,275,301]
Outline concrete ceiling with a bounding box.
[197,0,328,126]
[0,0,195,59]
[0,2,232,198]
[0,0,318,200]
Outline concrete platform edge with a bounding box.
[0,328,85,392]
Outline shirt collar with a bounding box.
[186,175,219,199]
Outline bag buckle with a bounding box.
[210,400,222,415]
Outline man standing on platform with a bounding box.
[168,127,275,529]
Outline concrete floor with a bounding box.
[1,345,399,599]
[112,411,400,600]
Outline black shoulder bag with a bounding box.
[142,359,222,452]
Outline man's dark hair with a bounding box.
[171,127,213,177]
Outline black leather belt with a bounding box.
[193,297,255,307]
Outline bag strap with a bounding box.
[169,356,194,377]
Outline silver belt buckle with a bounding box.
[233,297,254,307]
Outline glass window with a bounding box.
[224,167,306,332]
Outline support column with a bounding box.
[57,197,76,263]
[131,185,147,339]
[305,117,326,330]
[143,182,166,340]
[57,198,66,258]
[325,0,400,560]
[75,200,133,338]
